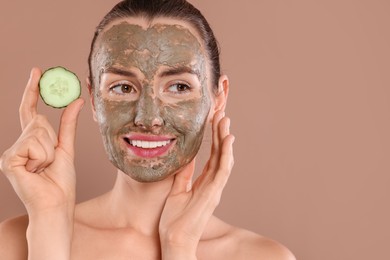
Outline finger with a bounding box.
[208,110,225,171]
[212,110,225,152]
[218,117,231,149]
[213,134,235,189]
[57,98,84,158]
[208,116,230,179]
[1,125,55,178]
[192,114,230,190]
[19,68,41,130]
[170,160,195,195]
[193,136,234,215]
[21,115,58,148]
[13,125,52,173]
[26,139,54,173]
[29,127,56,172]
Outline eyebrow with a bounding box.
[102,67,137,78]
[100,66,199,81]
[158,67,199,78]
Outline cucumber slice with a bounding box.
[39,66,81,108]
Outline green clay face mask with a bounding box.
[91,21,211,182]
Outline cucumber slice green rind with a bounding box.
[39,66,81,108]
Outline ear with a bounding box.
[213,74,229,112]
[86,77,98,122]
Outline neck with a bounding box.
[102,160,195,236]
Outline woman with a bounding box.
[0,0,295,259]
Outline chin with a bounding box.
[127,170,173,183]
[116,162,178,183]
[118,156,195,183]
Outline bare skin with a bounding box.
[0,17,295,260]
[0,213,294,260]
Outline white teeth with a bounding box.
[130,139,171,149]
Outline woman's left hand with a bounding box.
[159,110,235,259]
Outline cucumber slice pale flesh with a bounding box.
[39,66,81,108]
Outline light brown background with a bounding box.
[1,0,389,259]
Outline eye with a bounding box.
[109,83,136,95]
[167,83,191,94]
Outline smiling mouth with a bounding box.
[124,138,173,149]
[122,131,177,159]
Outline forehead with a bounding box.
[93,17,208,76]
[99,17,205,46]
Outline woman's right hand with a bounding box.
[0,67,84,215]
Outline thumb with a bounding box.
[170,160,195,195]
[57,98,84,158]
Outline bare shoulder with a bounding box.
[0,215,28,260]
[231,227,296,260]
[200,217,295,260]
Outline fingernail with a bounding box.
[217,111,225,121]
[225,118,230,131]
[186,182,192,192]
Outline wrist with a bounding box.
[26,193,75,217]
[27,205,74,227]
[27,207,74,260]
[161,246,197,260]
[28,199,74,214]
[160,239,197,260]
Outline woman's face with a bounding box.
[90,18,213,182]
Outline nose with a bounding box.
[134,90,163,129]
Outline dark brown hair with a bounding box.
[88,0,221,91]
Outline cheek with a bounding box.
[163,98,211,134]
[95,97,137,133]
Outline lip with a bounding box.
[122,133,176,158]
